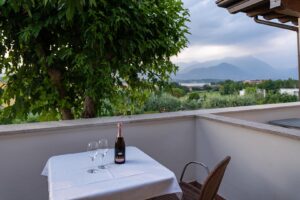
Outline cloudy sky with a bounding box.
[172,0,298,69]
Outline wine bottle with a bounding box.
[115,122,126,164]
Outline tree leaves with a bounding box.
[0,0,189,123]
[0,0,5,6]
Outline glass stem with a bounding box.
[99,154,105,169]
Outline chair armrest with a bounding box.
[180,161,210,182]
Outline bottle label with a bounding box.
[115,156,125,162]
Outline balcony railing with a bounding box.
[1,102,300,200]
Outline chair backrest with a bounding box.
[198,156,231,200]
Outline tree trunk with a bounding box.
[61,108,74,120]
[48,68,74,120]
[82,96,96,118]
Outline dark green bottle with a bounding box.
[115,123,126,164]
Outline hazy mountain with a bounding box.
[174,56,297,81]
[175,61,200,70]
[175,63,248,81]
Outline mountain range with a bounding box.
[173,56,297,81]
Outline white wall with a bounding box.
[196,116,300,200]
[217,105,300,123]
[0,117,195,200]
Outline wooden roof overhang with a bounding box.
[216,0,300,29]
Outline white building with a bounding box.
[239,89,246,96]
[279,88,299,96]
[179,82,211,88]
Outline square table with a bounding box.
[42,146,182,200]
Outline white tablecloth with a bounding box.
[42,146,182,200]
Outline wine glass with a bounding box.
[87,141,99,173]
[98,139,109,169]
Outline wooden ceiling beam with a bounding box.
[246,7,270,17]
[282,0,300,11]
[292,20,298,26]
[263,13,285,20]
[228,0,266,14]
[277,0,300,17]
[278,16,293,23]
[216,0,237,8]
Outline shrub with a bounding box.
[143,93,181,112]
[263,93,298,104]
[170,88,186,98]
[182,99,201,110]
[202,94,256,108]
[188,92,200,100]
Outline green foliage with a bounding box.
[188,92,200,100]
[0,0,190,122]
[202,94,256,109]
[244,87,257,95]
[165,82,189,97]
[0,87,3,104]
[169,88,186,98]
[11,113,39,124]
[143,93,181,112]
[111,88,150,116]
[262,92,298,104]
[257,79,298,91]
[202,84,213,91]
[219,80,243,95]
[182,99,200,110]
[258,80,279,92]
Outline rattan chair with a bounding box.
[149,156,231,200]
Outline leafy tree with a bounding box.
[202,94,256,108]
[202,84,212,91]
[188,92,200,100]
[143,93,181,113]
[284,78,298,88]
[219,80,242,95]
[182,99,200,110]
[263,92,297,104]
[245,87,257,95]
[170,88,186,98]
[164,82,187,98]
[0,0,189,122]
[258,80,279,92]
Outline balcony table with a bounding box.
[41,146,182,200]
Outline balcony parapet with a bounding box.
[1,102,300,137]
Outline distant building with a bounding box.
[239,89,245,96]
[279,88,299,96]
[243,80,264,84]
[179,82,211,91]
[179,82,211,88]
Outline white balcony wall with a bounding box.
[0,116,195,200]
[196,115,300,200]
[217,102,300,123]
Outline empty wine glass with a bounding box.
[87,141,99,173]
[98,139,109,169]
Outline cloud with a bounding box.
[172,45,251,63]
[176,0,298,68]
